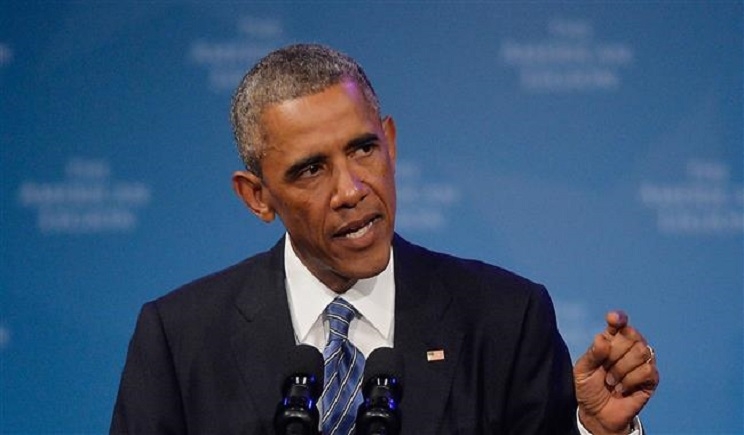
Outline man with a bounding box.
[111,44,659,434]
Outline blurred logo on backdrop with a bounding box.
[190,16,285,92]
[0,325,9,351]
[17,157,152,234]
[396,161,460,232]
[0,42,12,68]
[554,299,598,360]
[500,18,633,93]
[640,159,743,235]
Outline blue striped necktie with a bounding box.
[321,297,365,435]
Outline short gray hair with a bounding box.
[230,43,381,176]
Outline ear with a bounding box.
[231,170,276,223]
[382,115,397,165]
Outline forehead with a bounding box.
[259,81,378,151]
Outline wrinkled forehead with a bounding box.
[263,81,379,143]
[258,79,377,130]
[263,76,376,114]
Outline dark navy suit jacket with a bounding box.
[111,235,578,434]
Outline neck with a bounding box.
[327,277,358,294]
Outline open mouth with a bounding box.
[335,215,381,240]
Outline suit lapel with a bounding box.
[393,236,464,433]
[229,238,297,426]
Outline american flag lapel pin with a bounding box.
[426,349,445,362]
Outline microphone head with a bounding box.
[362,347,404,399]
[357,347,404,434]
[275,345,324,434]
[282,344,324,399]
[285,344,324,378]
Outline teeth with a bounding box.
[344,220,373,239]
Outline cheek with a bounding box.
[369,164,397,201]
[286,195,329,231]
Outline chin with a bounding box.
[346,253,389,279]
[352,266,386,280]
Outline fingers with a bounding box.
[576,311,637,375]
[600,314,660,396]
[603,310,628,336]
[613,358,659,396]
[606,324,646,363]
[604,340,656,391]
[577,310,660,396]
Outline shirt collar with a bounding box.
[284,233,395,343]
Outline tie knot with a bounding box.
[325,298,356,341]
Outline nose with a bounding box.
[330,163,368,209]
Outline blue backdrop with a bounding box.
[2,2,742,433]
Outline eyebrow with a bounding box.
[283,133,382,181]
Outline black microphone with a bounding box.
[355,347,404,435]
[274,344,324,435]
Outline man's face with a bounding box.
[235,81,397,292]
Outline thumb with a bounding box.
[575,311,626,376]
[574,332,611,377]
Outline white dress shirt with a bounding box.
[284,233,395,357]
[282,233,641,434]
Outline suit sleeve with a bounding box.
[110,302,187,434]
[504,285,579,435]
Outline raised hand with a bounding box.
[574,311,660,435]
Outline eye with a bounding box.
[298,163,323,179]
[351,142,377,158]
